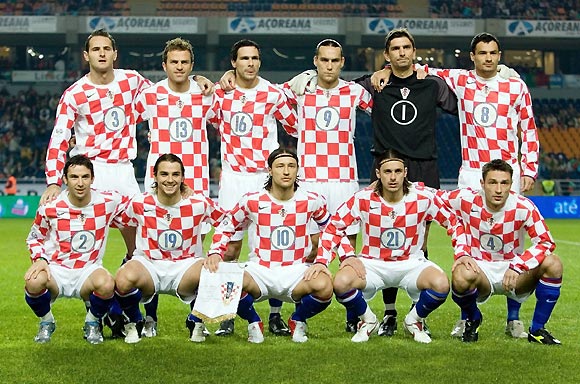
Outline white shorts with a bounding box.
[458,166,521,193]
[49,263,105,300]
[132,255,203,304]
[301,180,360,235]
[219,168,269,242]
[92,160,141,197]
[244,262,309,303]
[474,259,532,304]
[360,257,442,302]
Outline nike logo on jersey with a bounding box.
[144,208,154,213]
[466,79,477,84]
[87,93,96,99]
[470,208,479,213]
[258,205,268,210]
[56,211,65,217]
[157,97,167,101]
[369,205,380,210]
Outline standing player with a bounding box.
[134,37,216,337]
[39,29,151,337]
[114,154,226,344]
[319,150,459,343]
[24,155,128,344]
[372,32,538,338]
[196,148,333,343]
[443,159,562,344]
[210,39,298,337]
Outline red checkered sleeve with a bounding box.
[27,207,51,263]
[282,79,373,182]
[46,70,152,186]
[426,67,539,179]
[442,188,555,272]
[209,78,298,173]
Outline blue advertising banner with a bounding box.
[0,195,39,219]
[528,196,579,219]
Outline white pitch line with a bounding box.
[555,239,580,246]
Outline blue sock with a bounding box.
[237,293,261,324]
[187,313,203,323]
[336,289,367,318]
[531,277,562,332]
[25,289,51,318]
[115,289,143,323]
[109,298,123,316]
[506,297,522,322]
[89,292,114,319]
[415,289,448,318]
[452,288,481,321]
[144,294,159,321]
[291,294,331,322]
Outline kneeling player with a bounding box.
[114,154,226,343]
[194,148,333,343]
[444,159,563,344]
[24,155,129,344]
[320,150,459,343]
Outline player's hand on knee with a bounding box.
[451,254,478,273]
[204,254,222,273]
[339,256,366,279]
[25,258,50,281]
[304,263,330,281]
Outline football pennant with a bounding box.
[192,262,244,323]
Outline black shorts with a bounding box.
[371,157,440,189]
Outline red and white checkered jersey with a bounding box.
[318,184,463,264]
[210,188,330,267]
[426,67,539,179]
[26,190,129,269]
[440,188,555,273]
[209,77,298,174]
[116,192,226,261]
[135,77,215,195]
[45,69,152,186]
[283,79,373,182]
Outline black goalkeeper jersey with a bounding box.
[356,72,457,160]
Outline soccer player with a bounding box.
[196,148,333,343]
[114,154,226,344]
[24,155,129,344]
[372,32,538,338]
[134,37,216,337]
[210,39,299,337]
[319,149,459,344]
[442,159,563,344]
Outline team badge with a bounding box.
[487,217,494,225]
[221,281,239,305]
[279,208,287,218]
[164,213,172,223]
[389,210,396,219]
[78,213,86,224]
[106,90,114,100]
[240,95,246,105]
[482,85,490,95]
[177,99,184,109]
[400,87,410,100]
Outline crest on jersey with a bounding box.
[177,99,184,109]
[400,87,410,100]
[278,208,287,218]
[164,213,172,223]
[487,217,494,225]
[389,210,396,219]
[78,213,86,224]
[240,95,246,105]
[221,281,239,305]
[106,90,114,100]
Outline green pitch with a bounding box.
[1,218,578,383]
